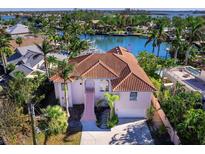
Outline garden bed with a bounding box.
[147,119,173,145]
[95,106,110,129]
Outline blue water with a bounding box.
[1,15,16,21]
[81,35,170,57]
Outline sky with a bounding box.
[1,0,205,11]
[0,8,205,12]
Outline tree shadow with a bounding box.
[109,121,154,145]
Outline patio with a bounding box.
[80,119,154,145]
[165,67,205,93]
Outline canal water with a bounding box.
[81,34,170,58]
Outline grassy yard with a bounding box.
[24,131,82,145]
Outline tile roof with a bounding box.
[10,36,43,50]
[50,46,155,92]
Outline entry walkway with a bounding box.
[80,119,154,145]
[81,88,96,121]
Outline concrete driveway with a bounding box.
[80,119,154,145]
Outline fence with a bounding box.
[151,96,181,145]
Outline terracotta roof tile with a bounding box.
[50,46,155,92]
[82,60,118,78]
[10,36,43,50]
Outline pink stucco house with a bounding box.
[50,47,155,120]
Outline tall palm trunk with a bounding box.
[29,103,37,145]
[185,47,191,65]
[44,56,49,77]
[157,45,161,57]
[1,52,7,74]
[174,48,178,60]
[152,45,155,53]
[64,81,70,117]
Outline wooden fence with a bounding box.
[151,96,181,145]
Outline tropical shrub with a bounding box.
[38,105,68,144]
[150,77,162,97]
[177,109,205,144]
[107,114,119,128]
[6,63,15,73]
[104,93,120,128]
[146,105,155,121]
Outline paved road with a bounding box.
[80,119,154,145]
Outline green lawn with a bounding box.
[24,131,82,145]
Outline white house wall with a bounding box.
[54,82,72,107]
[71,79,84,104]
[94,79,110,101]
[114,92,152,118]
[53,79,152,118]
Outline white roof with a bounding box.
[47,52,68,61]
[6,24,30,35]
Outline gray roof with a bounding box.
[6,24,30,35]
[11,64,34,76]
[6,45,44,78]
[7,45,44,67]
[16,45,43,55]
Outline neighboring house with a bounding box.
[6,23,30,38]
[164,66,205,101]
[7,45,45,78]
[50,47,155,119]
[9,36,43,50]
[5,44,69,78]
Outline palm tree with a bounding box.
[39,105,68,145]
[68,37,89,58]
[184,17,204,65]
[145,21,168,57]
[8,72,37,144]
[0,30,11,73]
[47,55,57,76]
[171,27,183,60]
[104,93,120,121]
[36,39,53,77]
[15,37,23,47]
[57,60,73,117]
[8,71,46,146]
[145,29,157,54]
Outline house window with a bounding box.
[130,92,138,101]
[100,80,109,92]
